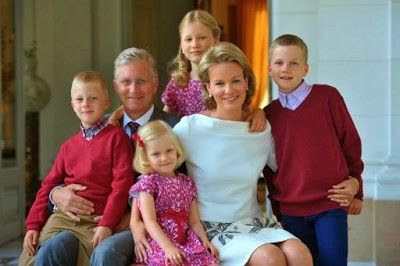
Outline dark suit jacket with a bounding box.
[148,107,180,127]
[119,107,180,129]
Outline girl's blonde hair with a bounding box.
[134,120,186,174]
[169,10,221,88]
[198,42,255,110]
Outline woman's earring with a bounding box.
[208,93,213,98]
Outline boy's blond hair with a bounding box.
[270,34,308,63]
[198,42,255,110]
[134,120,186,174]
[169,10,221,88]
[71,70,109,98]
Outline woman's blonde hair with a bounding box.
[198,42,255,110]
[169,10,221,88]
[134,120,186,174]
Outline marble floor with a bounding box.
[0,238,21,266]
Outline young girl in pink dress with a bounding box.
[129,120,219,266]
[162,10,266,131]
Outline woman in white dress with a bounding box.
[173,42,312,266]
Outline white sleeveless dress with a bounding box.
[174,114,296,266]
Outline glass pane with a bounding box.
[1,0,16,168]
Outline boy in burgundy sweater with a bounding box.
[264,34,363,266]
[19,71,133,266]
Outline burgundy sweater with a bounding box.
[26,125,134,231]
[264,84,363,216]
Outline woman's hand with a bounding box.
[348,198,363,215]
[108,105,125,126]
[52,184,94,221]
[245,108,268,132]
[203,240,220,262]
[131,221,152,264]
[164,244,186,266]
[23,230,39,256]
[327,177,360,207]
[91,226,112,248]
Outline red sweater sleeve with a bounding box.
[25,145,67,231]
[98,131,134,229]
[329,88,364,199]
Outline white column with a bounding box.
[377,0,400,199]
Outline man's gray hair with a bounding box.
[114,47,158,78]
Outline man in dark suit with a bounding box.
[39,48,179,266]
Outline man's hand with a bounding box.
[23,230,39,256]
[91,226,112,248]
[52,184,94,221]
[108,105,124,126]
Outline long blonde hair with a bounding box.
[169,10,221,88]
[134,120,186,174]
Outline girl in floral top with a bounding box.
[129,120,219,265]
[162,10,266,132]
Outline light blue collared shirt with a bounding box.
[278,81,312,110]
[123,105,154,137]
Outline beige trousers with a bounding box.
[18,211,97,266]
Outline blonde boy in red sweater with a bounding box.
[19,71,133,266]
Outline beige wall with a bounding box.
[348,200,400,265]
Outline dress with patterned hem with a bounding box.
[173,114,296,266]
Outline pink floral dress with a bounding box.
[129,172,217,265]
[161,78,205,116]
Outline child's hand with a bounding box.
[131,221,152,263]
[91,226,112,248]
[348,198,363,215]
[164,244,186,266]
[23,230,39,256]
[108,105,124,126]
[203,240,220,262]
[246,108,268,132]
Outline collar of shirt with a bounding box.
[123,105,154,137]
[80,115,109,140]
[278,80,312,111]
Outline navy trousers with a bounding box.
[282,208,348,266]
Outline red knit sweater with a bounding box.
[25,125,134,231]
[264,84,364,216]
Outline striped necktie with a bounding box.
[128,121,140,141]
